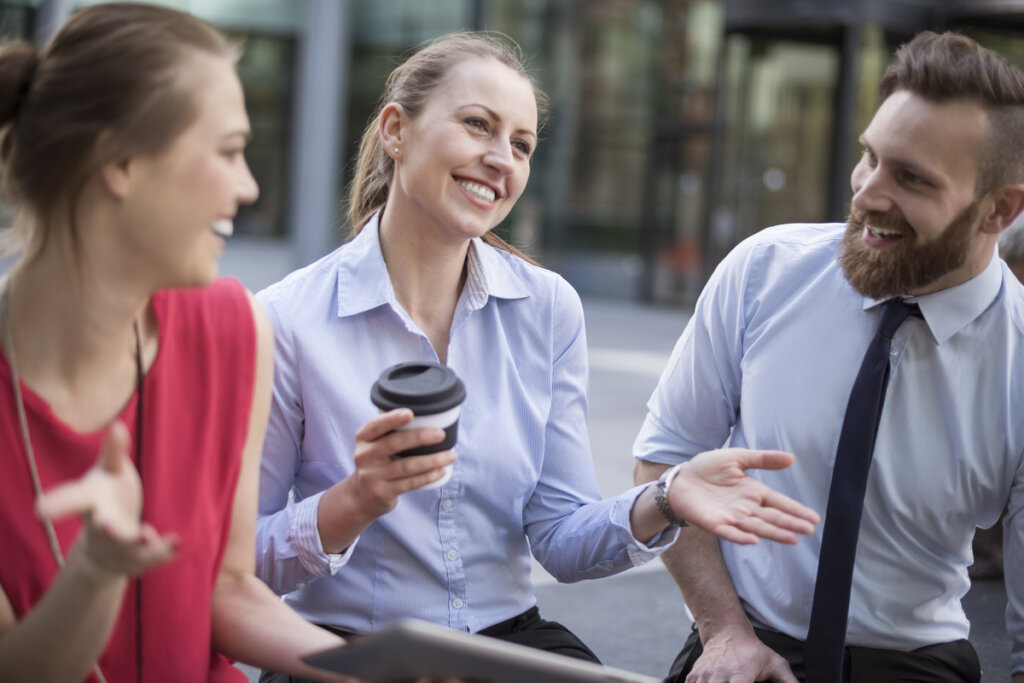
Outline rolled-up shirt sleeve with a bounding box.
[633,235,754,467]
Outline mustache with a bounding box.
[848,206,914,235]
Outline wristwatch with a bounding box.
[654,464,689,527]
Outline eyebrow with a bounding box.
[224,128,253,143]
[458,103,537,141]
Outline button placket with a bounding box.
[438,486,466,627]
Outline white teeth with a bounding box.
[458,180,495,202]
[211,219,234,237]
[868,226,899,239]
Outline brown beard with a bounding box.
[838,202,979,299]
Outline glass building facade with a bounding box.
[5,0,1024,302]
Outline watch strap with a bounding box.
[655,464,688,528]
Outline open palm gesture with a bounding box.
[670,449,819,545]
[36,421,179,575]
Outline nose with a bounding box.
[483,137,515,177]
[850,160,890,214]
[237,157,259,205]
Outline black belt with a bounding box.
[478,606,540,637]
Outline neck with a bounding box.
[379,206,468,318]
[378,205,469,361]
[2,232,152,428]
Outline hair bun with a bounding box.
[0,42,39,125]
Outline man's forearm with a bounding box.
[634,459,800,683]
[662,525,756,641]
[634,459,754,641]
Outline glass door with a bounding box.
[708,35,838,262]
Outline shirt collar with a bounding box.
[335,212,531,318]
[861,248,1003,344]
[466,234,532,306]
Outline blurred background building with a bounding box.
[4,0,1024,303]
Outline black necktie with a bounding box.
[804,299,920,683]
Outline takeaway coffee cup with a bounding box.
[370,361,466,490]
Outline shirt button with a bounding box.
[441,500,453,510]
[446,549,458,561]
[452,598,464,609]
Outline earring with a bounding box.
[394,147,400,154]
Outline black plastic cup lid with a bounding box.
[370,362,466,415]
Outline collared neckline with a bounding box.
[861,248,1002,344]
[335,212,532,319]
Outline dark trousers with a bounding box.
[259,606,599,683]
[665,624,980,683]
[476,605,600,662]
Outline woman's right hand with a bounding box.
[317,409,457,553]
[347,409,456,517]
[36,421,179,577]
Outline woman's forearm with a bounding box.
[211,572,349,682]
[0,540,128,683]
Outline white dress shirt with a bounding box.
[256,213,673,634]
[634,222,1024,671]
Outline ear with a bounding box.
[98,155,133,201]
[980,183,1024,235]
[378,102,406,161]
[93,130,134,201]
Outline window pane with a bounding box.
[231,32,295,237]
[713,37,837,252]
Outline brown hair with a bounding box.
[879,31,1024,193]
[0,2,238,254]
[346,31,548,261]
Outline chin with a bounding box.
[195,265,220,288]
[174,263,220,290]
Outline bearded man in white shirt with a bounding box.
[634,31,1024,683]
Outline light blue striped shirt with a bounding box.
[634,222,1024,670]
[255,214,670,634]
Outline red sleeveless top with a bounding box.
[0,278,254,682]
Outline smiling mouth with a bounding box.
[211,219,234,237]
[867,226,902,240]
[457,179,496,202]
